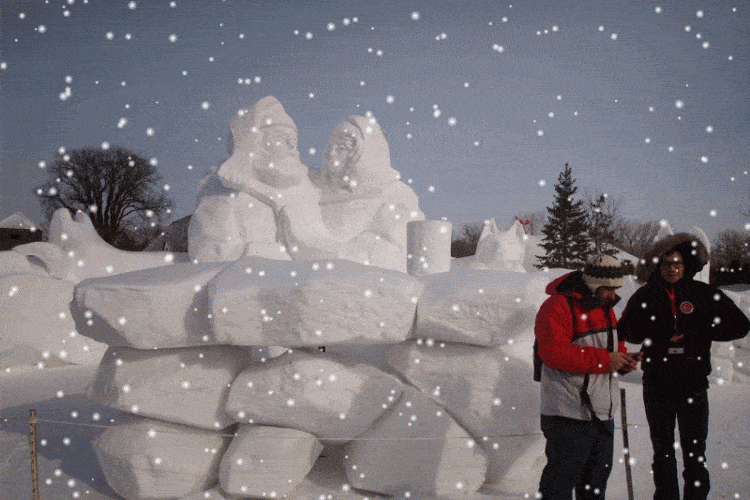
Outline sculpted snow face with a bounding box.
[217,96,309,197]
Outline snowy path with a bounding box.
[1,366,748,500]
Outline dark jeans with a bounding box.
[643,382,710,500]
[538,415,615,500]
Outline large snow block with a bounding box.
[91,345,253,430]
[178,487,232,499]
[208,256,423,347]
[73,261,229,349]
[94,418,230,500]
[386,340,541,487]
[219,425,323,497]
[0,273,106,366]
[414,269,548,346]
[342,385,487,496]
[225,349,404,442]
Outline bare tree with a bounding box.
[712,229,750,271]
[37,146,173,249]
[512,212,546,236]
[611,218,661,258]
[451,222,483,258]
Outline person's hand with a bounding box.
[609,352,638,373]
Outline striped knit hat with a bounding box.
[582,254,626,293]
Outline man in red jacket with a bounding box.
[536,254,640,500]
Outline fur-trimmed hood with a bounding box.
[635,232,709,284]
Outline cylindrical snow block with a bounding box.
[407,220,452,275]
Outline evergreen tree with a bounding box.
[585,193,619,257]
[536,163,593,269]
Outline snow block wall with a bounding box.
[70,258,549,499]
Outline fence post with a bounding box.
[29,409,40,500]
[620,388,634,500]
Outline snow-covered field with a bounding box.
[2,223,750,499]
[2,331,750,499]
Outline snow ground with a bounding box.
[1,363,749,499]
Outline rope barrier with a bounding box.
[1,411,646,440]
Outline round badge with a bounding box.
[680,301,694,314]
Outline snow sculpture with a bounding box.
[315,116,425,272]
[406,219,452,275]
[13,208,177,284]
[71,260,560,498]
[189,100,424,272]
[188,96,306,262]
[474,218,527,272]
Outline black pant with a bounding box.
[538,415,615,500]
[643,382,710,500]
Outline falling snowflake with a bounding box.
[411,12,420,21]
[327,23,335,31]
[169,34,178,43]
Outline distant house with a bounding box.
[0,212,43,251]
[145,215,191,253]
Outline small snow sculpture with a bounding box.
[474,219,527,272]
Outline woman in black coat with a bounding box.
[618,233,750,500]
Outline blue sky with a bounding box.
[1,0,748,241]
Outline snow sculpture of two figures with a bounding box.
[188,96,424,273]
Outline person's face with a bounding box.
[660,251,685,284]
[596,286,618,308]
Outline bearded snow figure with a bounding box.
[189,96,321,263]
[314,116,424,272]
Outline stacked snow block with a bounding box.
[75,257,548,499]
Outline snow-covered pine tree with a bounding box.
[536,163,593,269]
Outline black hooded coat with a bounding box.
[618,233,750,390]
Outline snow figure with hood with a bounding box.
[314,115,424,272]
[189,96,344,263]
